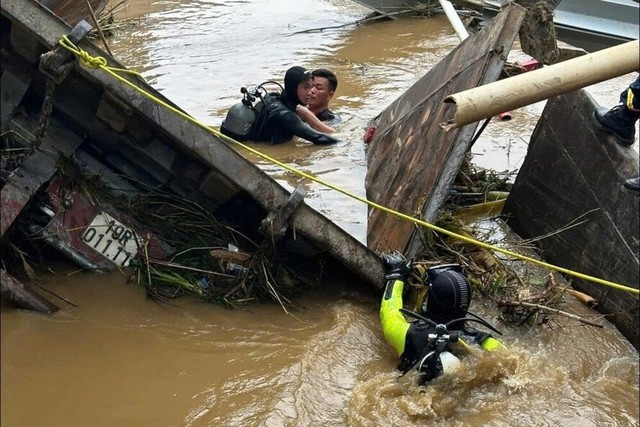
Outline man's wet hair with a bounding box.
[311,69,338,92]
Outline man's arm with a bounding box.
[295,105,336,134]
[271,109,339,145]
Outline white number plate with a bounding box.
[80,212,143,267]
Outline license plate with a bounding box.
[80,212,143,267]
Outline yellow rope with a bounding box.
[60,36,144,79]
[57,36,639,296]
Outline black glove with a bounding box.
[382,251,412,281]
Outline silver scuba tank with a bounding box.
[416,350,462,384]
[438,351,462,374]
[220,100,257,141]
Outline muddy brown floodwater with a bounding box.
[1,0,638,426]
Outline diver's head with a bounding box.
[283,66,311,108]
[421,264,472,325]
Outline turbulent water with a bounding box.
[1,0,638,426]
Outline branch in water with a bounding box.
[288,12,402,35]
[498,300,604,328]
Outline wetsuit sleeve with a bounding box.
[380,279,410,356]
[479,336,506,351]
[621,76,640,112]
[272,110,339,145]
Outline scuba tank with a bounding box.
[220,87,258,141]
[437,351,462,373]
[398,308,504,386]
[416,350,462,384]
[220,82,284,142]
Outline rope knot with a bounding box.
[78,50,108,68]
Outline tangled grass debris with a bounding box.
[2,154,319,311]
[412,162,602,329]
[88,0,139,40]
[111,188,320,311]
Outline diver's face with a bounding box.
[297,79,312,104]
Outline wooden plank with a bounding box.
[39,0,108,27]
[0,269,58,314]
[1,71,31,132]
[365,3,526,257]
[1,115,87,238]
[0,151,58,237]
[503,89,639,349]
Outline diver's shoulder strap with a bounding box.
[398,321,437,374]
[251,94,282,140]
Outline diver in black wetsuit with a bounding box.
[254,66,339,145]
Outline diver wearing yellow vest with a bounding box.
[380,252,504,383]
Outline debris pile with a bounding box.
[412,165,603,329]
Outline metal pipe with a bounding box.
[442,39,640,129]
[439,0,469,41]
